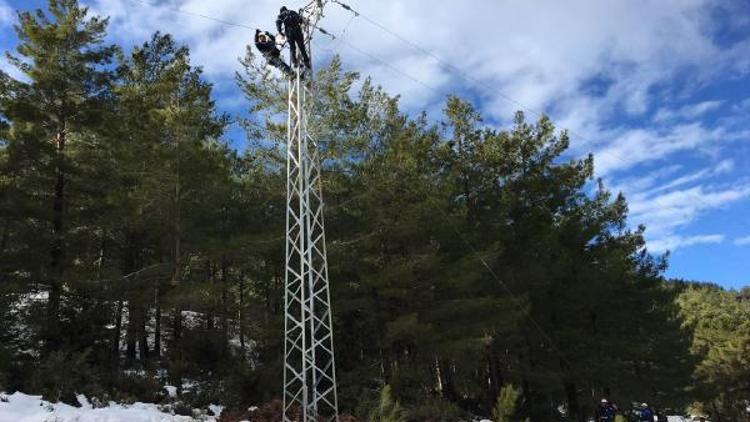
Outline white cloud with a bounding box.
[77,0,743,124]
[653,100,723,123]
[0,0,13,28]
[625,183,750,254]
[735,236,750,246]
[609,164,683,196]
[642,159,734,196]
[648,234,725,253]
[81,1,746,161]
[84,0,726,121]
[605,157,745,253]
[593,123,724,176]
[630,184,750,231]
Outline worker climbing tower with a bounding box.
[283,1,339,421]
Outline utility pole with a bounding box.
[283,1,339,421]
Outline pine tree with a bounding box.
[2,0,117,351]
[112,32,229,369]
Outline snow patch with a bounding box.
[76,393,92,409]
[0,391,217,421]
[165,385,178,398]
[208,404,223,417]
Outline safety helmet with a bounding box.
[601,398,608,404]
[280,6,288,12]
[641,403,648,408]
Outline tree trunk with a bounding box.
[711,401,722,422]
[438,357,457,401]
[221,259,229,350]
[434,355,444,394]
[1,217,9,255]
[126,302,137,360]
[138,305,149,361]
[172,131,182,286]
[173,307,182,341]
[564,381,583,422]
[263,274,270,324]
[47,129,67,351]
[239,273,246,358]
[154,281,162,358]
[206,260,215,330]
[0,218,11,284]
[112,300,124,366]
[487,350,503,403]
[96,231,106,280]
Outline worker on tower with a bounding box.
[254,29,292,77]
[277,6,311,69]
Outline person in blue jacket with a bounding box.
[639,403,655,422]
[596,398,616,422]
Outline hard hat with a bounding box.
[641,403,648,408]
[280,6,288,12]
[601,398,608,403]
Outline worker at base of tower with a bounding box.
[277,6,311,69]
[254,29,293,77]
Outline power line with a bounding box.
[417,187,574,368]
[115,0,620,364]
[307,12,572,360]
[117,0,573,364]
[335,0,549,119]
[331,0,727,224]
[338,39,436,91]
[109,0,717,368]
[343,2,635,168]
[329,2,655,172]
[125,0,712,198]
[327,2,619,168]
[330,13,357,53]
[122,0,727,247]
[127,0,257,30]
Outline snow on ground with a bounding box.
[0,392,221,422]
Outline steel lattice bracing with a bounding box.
[283,1,339,421]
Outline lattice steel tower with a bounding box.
[283,1,339,421]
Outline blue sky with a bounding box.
[1,0,748,289]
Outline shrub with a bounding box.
[29,349,105,404]
[367,385,406,422]
[493,384,521,422]
[111,371,163,404]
